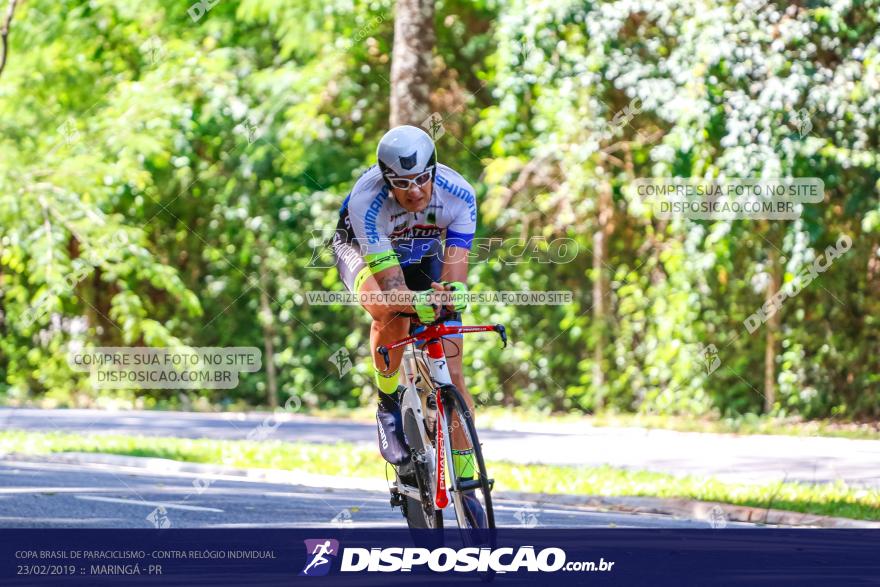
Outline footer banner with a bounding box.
[2,529,878,585]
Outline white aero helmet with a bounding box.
[376,125,436,187]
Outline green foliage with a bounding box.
[473,0,880,417]
[1,0,878,418]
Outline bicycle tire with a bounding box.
[401,406,443,530]
[441,384,496,535]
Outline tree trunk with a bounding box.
[763,249,780,413]
[390,0,435,127]
[258,256,278,409]
[592,181,614,409]
[0,0,20,80]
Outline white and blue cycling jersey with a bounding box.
[338,163,477,267]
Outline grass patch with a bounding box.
[2,430,879,522]
[303,406,880,441]
[578,412,880,441]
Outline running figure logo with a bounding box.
[299,539,339,576]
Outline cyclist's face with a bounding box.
[391,173,433,212]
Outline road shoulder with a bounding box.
[6,451,877,529]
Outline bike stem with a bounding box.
[377,323,507,369]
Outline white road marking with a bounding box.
[74,495,224,512]
[0,486,126,494]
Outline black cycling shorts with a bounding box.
[332,213,445,294]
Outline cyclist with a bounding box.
[332,125,485,528]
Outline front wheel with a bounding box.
[441,384,496,541]
[401,406,443,530]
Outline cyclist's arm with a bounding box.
[367,249,438,321]
[372,261,418,314]
[441,171,476,290]
[346,189,418,314]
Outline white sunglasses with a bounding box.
[386,167,434,190]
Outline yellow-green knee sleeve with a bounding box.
[374,366,399,394]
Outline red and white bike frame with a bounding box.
[379,322,506,525]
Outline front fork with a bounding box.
[424,337,452,386]
[424,338,455,509]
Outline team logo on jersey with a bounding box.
[399,151,418,170]
[410,225,442,238]
[367,251,400,270]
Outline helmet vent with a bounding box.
[399,151,418,170]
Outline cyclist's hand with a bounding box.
[412,289,438,324]
[436,280,468,313]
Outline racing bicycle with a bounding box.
[377,315,506,542]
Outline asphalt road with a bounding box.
[0,458,743,529]
[2,407,879,487]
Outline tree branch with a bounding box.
[0,0,19,80]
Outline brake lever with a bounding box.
[378,346,390,369]
[494,324,507,348]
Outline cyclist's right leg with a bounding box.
[331,218,411,375]
[362,278,412,466]
[332,223,411,465]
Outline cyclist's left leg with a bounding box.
[443,335,486,523]
[410,253,485,527]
